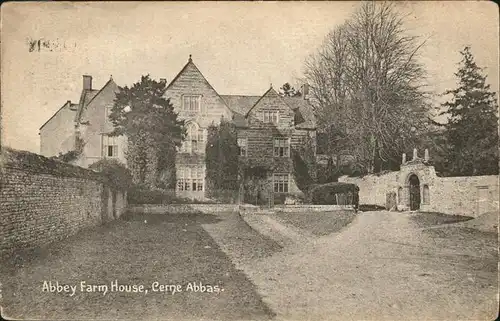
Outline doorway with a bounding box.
[409,174,421,211]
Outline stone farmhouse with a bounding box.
[40,56,316,201]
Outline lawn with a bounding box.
[409,211,473,228]
[272,210,357,236]
[0,212,275,321]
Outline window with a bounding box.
[263,110,279,124]
[237,138,247,156]
[102,135,118,158]
[105,105,113,119]
[274,137,290,157]
[422,185,430,204]
[273,173,289,193]
[181,123,206,154]
[398,187,403,205]
[183,95,201,112]
[176,166,204,192]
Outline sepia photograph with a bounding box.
[1,1,498,320]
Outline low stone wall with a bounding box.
[340,172,399,207]
[339,164,499,217]
[240,204,354,214]
[128,204,354,215]
[0,148,127,256]
[128,204,239,214]
[429,176,499,217]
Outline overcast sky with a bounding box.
[2,1,498,153]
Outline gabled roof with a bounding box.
[166,56,232,115]
[39,101,77,130]
[74,78,117,123]
[221,89,316,129]
[74,89,99,123]
[283,97,316,129]
[244,86,279,117]
[220,95,260,115]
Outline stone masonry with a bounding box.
[0,148,127,256]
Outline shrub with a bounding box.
[127,185,177,204]
[308,182,359,205]
[89,159,132,190]
[127,185,221,205]
[206,189,240,204]
[274,192,305,205]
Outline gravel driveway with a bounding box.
[206,210,498,321]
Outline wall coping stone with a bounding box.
[129,204,354,214]
[1,147,108,184]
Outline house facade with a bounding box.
[40,56,316,201]
[39,75,127,168]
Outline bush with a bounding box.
[308,182,359,205]
[127,185,178,204]
[206,189,240,204]
[273,192,305,205]
[89,159,132,190]
[127,185,221,205]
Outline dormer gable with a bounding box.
[164,56,232,126]
[245,86,295,128]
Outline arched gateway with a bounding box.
[408,174,421,210]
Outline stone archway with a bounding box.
[408,174,421,211]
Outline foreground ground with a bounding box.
[206,210,498,321]
[0,212,276,320]
[1,209,497,320]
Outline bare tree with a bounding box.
[305,2,430,174]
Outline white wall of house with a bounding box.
[40,101,76,157]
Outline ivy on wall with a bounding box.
[205,118,239,194]
[52,136,85,163]
[291,134,317,192]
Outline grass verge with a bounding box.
[410,212,473,228]
[1,212,274,321]
[272,210,357,236]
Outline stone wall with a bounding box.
[128,204,239,214]
[339,161,499,217]
[0,148,127,256]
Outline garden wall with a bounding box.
[0,148,127,256]
[128,204,239,214]
[339,162,499,217]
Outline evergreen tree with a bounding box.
[278,82,302,97]
[440,46,499,175]
[108,75,185,187]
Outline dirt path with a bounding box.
[206,211,498,321]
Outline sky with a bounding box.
[1,1,498,154]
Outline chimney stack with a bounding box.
[302,83,309,100]
[412,148,418,161]
[83,75,92,91]
[424,149,429,162]
[402,153,406,164]
[160,78,167,84]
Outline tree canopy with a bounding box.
[305,2,430,174]
[279,83,302,97]
[439,46,499,175]
[108,75,185,187]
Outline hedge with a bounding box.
[308,182,359,205]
